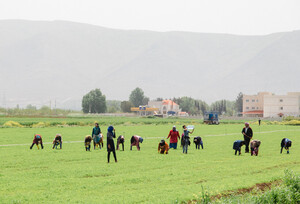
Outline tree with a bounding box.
[179,97,197,115]
[121,101,133,113]
[234,92,243,113]
[106,100,121,113]
[129,87,148,107]
[82,89,107,113]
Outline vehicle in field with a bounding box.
[203,111,219,125]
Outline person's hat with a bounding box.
[173,125,176,128]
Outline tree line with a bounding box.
[81,88,243,116]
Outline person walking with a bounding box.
[167,125,180,149]
[242,122,253,153]
[182,125,194,154]
[107,126,117,163]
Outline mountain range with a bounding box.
[0,20,299,110]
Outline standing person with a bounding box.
[167,125,180,149]
[242,122,253,153]
[30,134,44,150]
[92,123,103,149]
[107,126,117,163]
[130,135,143,151]
[258,118,261,126]
[182,125,194,154]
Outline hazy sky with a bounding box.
[0,0,299,35]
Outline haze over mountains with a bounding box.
[0,20,299,110]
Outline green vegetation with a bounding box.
[0,117,299,203]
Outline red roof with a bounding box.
[242,110,263,114]
[162,100,178,106]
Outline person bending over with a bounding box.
[158,140,169,154]
[30,134,44,150]
[281,138,292,154]
[117,135,125,151]
[52,134,62,149]
[130,135,143,151]
[233,140,245,155]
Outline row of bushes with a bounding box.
[187,170,299,204]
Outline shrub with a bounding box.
[3,121,23,128]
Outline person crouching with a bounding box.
[233,140,245,155]
[193,136,203,149]
[117,135,125,151]
[84,135,92,151]
[250,139,261,156]
[158,140,169,154]
[30,134,44,150]
[281,138,292,154]
[53,134,62,149]
[130,135,143,151]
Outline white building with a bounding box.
[263,92,300,117]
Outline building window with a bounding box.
[246,107,249,110]
[246,99,249,102]
[256,100,259,102]
[280,107,283,110]
[257,107,259,109]
[252,99,255,102]
[252,107,255,109]
[280,99,283,102]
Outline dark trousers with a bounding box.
[53,142,62,149]
[195,142,203,149]
[108,151,117,163]
[30,143,43,149]
[85,145,90,151]
[235,148,241,155]
[244,139,250,152]
[117,142,124,151]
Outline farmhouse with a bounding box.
[148,100,181,115]
[243,92,300,117]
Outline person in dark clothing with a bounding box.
[30,134,44,149]
[182,125,193,154]
[52,134,62,149]
[193,136,203,149]
[117,135,125,151]
[107,126,117,163]
[130,135,143,151]
[281,138,292,154]
[92,123,103,149]
[258,118,261,126]
[84,135,92,151]
[233,140,245,155]
[242,122,253,153]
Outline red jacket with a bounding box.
[167,130,180,143]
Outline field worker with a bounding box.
[250,139,261,156]
[167,125,180,149]
[130,135,143,151]
[107,126,117,163]
[242,122,253,153]
[92,123,103,149]
[30,134,44,150]
[233,140,245,155]
[117,135,125,151]
[280,138,292,154]
[84,135,92,151]
[193,136,203,149]
[158,140,169,154]
[52,134,62,149]
[182,125,193,154]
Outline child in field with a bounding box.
[281,138,292,154]
[84,135,92,151]
[107,126,117,163]
[233,140,245,155]
[30,134,44,149]
[130,135,143,151]
[52,134,62,149]
[158,140,169,154]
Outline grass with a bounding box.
[0,117,299,203]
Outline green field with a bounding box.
[0,117,299,203]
